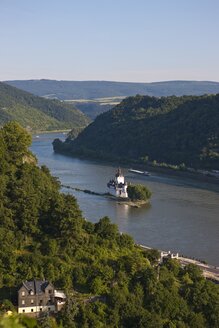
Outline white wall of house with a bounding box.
[18,305,55,314]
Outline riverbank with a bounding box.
[32,129,71,135]
[118,199,149,208]
[53,146,219,190]
[139,244,219,282]
[129,162,219,187]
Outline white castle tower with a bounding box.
[107,168,128,198]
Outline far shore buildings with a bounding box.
[160,251,179,263]
[18,280,66,317]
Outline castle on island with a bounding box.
[107,168,128,198]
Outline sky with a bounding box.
[0,0,219,82]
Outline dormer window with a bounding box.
[21,291,25,296]
[30,290,34,295]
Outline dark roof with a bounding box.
[20,280,52,294]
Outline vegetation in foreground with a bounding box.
[54,94,219,170]
[0,82,90,131]
[0,122,219,327]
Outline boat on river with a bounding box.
[128,169,151,176]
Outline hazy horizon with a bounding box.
[3,78,219,84]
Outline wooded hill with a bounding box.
[0,82,90,131]
[1,122,219,327]
[54,94,219,170]
[5,79,219,100]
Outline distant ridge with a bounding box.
[5,79,219,100]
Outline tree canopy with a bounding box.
[55,94,219,170]
[1,122,219,327]
[127,184,151,201]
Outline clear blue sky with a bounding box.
[1,0,219,82]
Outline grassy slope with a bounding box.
[0,82,90,131]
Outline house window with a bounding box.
[22,300,25,305]
[40,308,42,311]
[30,291,34,295]
[23,310,25,313]
[31,299,34,304]
[48,307,50,311]
[31,309,33,312]
[48,289,52,294]
[21,291,25,296]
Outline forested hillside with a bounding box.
[0,122,219,327]
[54,94,219,170]
[0,82,89,131]
[5,79,219,100]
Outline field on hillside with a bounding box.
[65,96,126,119]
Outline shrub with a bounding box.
[127,184,151,201]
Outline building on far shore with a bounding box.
[18,280,66,317]
[160,251,179,263]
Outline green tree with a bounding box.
[127,184,151,201]
[58,297,79,328]
[94,217,118,239]
[1,121,32,166]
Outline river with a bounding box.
[31,133,219,266]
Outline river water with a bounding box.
[31,133,219,266]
